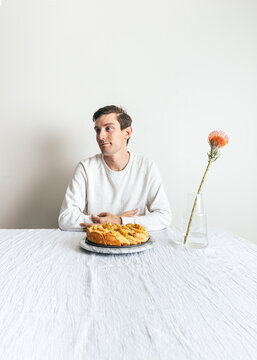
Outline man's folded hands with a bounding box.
[80,209,138,230]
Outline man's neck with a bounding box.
[103,151,130,171]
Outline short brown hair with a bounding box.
[92,105,132,144]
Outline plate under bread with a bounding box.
[80,236,155,254]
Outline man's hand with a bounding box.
[80,209,139,230]
[79,222,95,230]
[91,212,121,225]
[80,212,122,231]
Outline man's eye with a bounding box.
[106,127,112,131]
[95,129,100,134]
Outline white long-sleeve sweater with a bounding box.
[58,153,172,232]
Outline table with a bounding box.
[0,228,257,360]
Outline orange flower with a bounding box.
[208,130,229,149]
[184,130,229,245]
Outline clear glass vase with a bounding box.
[183,193,208,249]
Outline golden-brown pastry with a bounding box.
[86,223,149,246]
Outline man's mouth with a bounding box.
[100,142,111,147]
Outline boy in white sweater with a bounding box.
[58,105,171,232]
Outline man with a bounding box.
[58,105,171,232]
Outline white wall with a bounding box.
[0,0,256,243]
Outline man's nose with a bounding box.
[98,129,106,140]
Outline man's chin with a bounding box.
[99,147,113,155]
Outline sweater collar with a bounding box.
[101,152,133,174]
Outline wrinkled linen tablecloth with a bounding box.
[0,228,257,360]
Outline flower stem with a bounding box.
[184,159,212,245]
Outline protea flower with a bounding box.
[208,130,229,161]
[184,130,229,245]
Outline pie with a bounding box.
[86,223,150,246]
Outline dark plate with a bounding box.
[85,237,150,248]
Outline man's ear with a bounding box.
[124,127,132,140]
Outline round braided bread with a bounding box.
[86,223,149,246]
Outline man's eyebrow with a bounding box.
[94,122,116,129]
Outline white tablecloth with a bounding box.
[0,228,257,360]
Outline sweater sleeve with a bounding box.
[121,161,172,231]
[58,163,93,231]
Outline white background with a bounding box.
[0,0,256,243]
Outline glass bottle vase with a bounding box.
[183,193,208,249]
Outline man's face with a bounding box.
[94,113,131,156]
